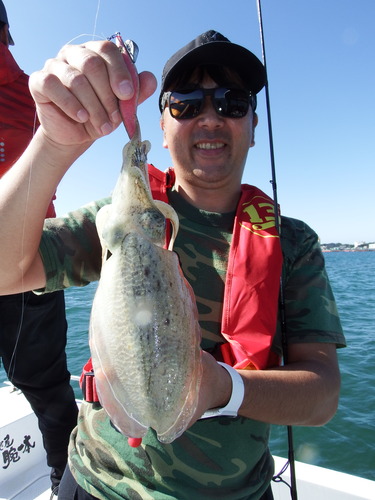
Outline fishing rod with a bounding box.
[255,1,298,499]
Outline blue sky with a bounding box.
[5,0,374,244]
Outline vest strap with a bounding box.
[80,358,99,403]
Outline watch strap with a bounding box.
[200,362,245,419]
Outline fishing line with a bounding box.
[92,0,101,39]
[255,1,298,499]
[7,0,104,383]
[65,33,106,44]
[66,0,103,44]
[6,99,39,384]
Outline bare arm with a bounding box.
[0,40,156,294]
[238,343,340,426]
[0,132,89,294]
[194,343,340,427]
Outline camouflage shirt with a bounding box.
[39,189,345,500]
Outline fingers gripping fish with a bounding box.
[89,34,202,446]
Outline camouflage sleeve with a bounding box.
[279,216,346,348]
[38,198,111,292]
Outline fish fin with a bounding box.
[154,200,179,250]
[96,205,112,261]
[156,350,202,444]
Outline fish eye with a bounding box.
[138,209,166,242]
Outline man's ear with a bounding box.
[0,25,9,47]
[160,116,169,149]
[250,112,259,148]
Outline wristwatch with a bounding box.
[199,362,245,419]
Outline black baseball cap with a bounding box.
[0,1,14,45]
[159,30,265,112]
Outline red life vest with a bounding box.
[0,44,56,218]
[148,164,283,370]
[81,164,283,400]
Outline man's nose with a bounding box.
[197,96,224,125]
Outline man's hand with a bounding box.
[189,351,233,425]
[29,40,157,146]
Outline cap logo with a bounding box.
[202,31,228,44]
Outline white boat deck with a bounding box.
[1,384,374,500]
[0,384,50,499]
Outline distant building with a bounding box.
[321,241,375,252]
[354,241,366,248]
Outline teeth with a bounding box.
[196,142,224,150]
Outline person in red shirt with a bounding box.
[0,2,78,495]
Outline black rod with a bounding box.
[255,1,298,499]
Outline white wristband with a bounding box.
[200,362,245,419]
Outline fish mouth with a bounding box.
[127,140,151,183]
[132,142,148,165]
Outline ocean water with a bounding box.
[1,251,374,481]
[269,251,375,482]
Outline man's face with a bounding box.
[160,69,258,197]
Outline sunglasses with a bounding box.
[161,88,256,120]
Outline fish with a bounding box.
[89,34,202,445]
[88,134,203,445]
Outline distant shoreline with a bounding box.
[321,247,375,253]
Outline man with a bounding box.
[0,1,78,495]
[0,30,345,500]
